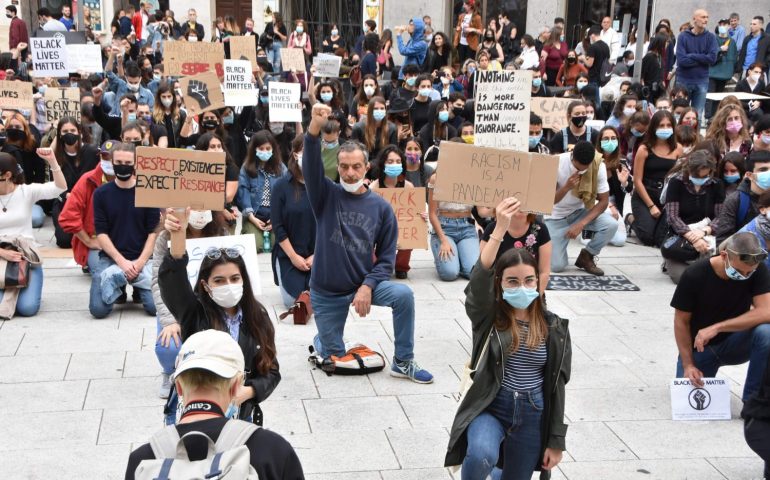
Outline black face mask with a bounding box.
[129,140,142,147]
[567,57,577,64]
[452,107,464,117]
[571,116,587,128]
[61,133,80,146]
[201,120,219,130]
[6,128,26,142]
[113,164,135,180]
[485,35,493,40]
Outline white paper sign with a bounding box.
[31,35,69,78]
[182,234,262,296]
[67,44,103,73]
[670,378,731,421]
[312,54,341,77]
[474,70,531,151]
[223,59,256,107]
[268,82,302,122]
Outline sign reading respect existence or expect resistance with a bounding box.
[670,378,731,421]
[473,70,531,151]
[31,36,69,78]
[433,141,559,214]
[135,147,226,210]
[372,188,428,250]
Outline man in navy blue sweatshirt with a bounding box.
[303,103,433,384]
[675,9,719,120]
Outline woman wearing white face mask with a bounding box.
[152,83,186,149]
[350,75,380,121]
[159,213,279,427]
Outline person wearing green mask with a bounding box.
[595,126,630,248]
[528,113,550,154]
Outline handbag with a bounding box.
[279,290,313,325]
[660,235,699,263]
[0,243,30,289]
[459,328,493,402]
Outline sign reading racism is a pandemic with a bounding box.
[372,187,428,250]
[474,70,531,151]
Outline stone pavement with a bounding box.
[0,222,765,480]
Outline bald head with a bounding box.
[692,9,709,31]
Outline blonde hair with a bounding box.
[706,105,750,153]
[176,369,241,395]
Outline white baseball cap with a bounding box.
[173,330,245,380]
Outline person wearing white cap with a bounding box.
[125,330,304,479]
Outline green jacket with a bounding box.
[709,36,738,81]
[445,262,571,478]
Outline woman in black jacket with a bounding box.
[159,210,280,426]
[418,100,457,162]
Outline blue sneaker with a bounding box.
[390,357,434,384]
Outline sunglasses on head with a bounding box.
[205,247,241,260]
[727,248,768,265]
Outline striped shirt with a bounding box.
[501,320,547,392]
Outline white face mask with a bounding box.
[188,210,212,230]
[208,283,243,308]
[363,86,375,97]
[161,97,173,108]
[341,178,365,193]
[750,73,761,82]
[100,160,115,176]
[126,82,140,92]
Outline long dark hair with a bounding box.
[643,110,678,153]
[194,252,276,375]
[375,145,406,185]
[315,80,344,111]
[0,152,25,184]
[244,130,283,177]
[432,100,450,142]
[596,125,621,172]
[493,249,548,352]
[54,117,90,166]
[195,132,237,166]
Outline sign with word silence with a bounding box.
[670,378,731,421]
[223,60,256,107]
[180,71,225,117]
[433,142,559,214]
[474,70,531,151]
[372,187,428,250]
[164,41,225,78]
[31,35,69,78]
[183,234,261,296]
[531,97,575,132]
[268,82,302,122]
[44,87,81,123]
[0,80,33,111]
[135,147,226,211]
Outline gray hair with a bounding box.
[687,150,716,175]
[724,232,763,256]
[337,141,369,164]
[539,25,551,35]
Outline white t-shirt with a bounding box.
[0,183,66,240]
[42,19,68,32]
[549,152,610,220]
[460,14,472,46]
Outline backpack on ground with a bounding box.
[134,420,259,480]
[308,343,386,376]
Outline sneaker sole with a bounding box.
[389,369,434,384]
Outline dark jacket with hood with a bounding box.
[418,100,458,162]
[397,17,428,79]
[675,28,719,84]
[445,262,571,479]
[713,179,761,245]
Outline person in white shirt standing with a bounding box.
[600,16,621,64]
[36,7,67,32]
[544,140,618,276]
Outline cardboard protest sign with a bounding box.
[135,147,226,211]
[372,188,428,250]
[0,80,33,111]
[280,47,306,72]
[31,35,69,78]
[228,35,258,72]
[164,41,225,77]
[312,54,341,77]
[44,87,81,123]
[474,70,531,151]
[183,235,262,295]
[223,60,257,107]
[531,97,574,132]
[670,378,731,421]
[67,43,103,73]
[180,71,225,116]
[0,26,9,54]
[268,82,302,122]
[433,142,559,214]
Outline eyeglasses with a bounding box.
[501,277,538,289]
[727,248,768,265]
[205,247,242,260]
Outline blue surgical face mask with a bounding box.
[438,110,450,123]
[724,173,741,184]
[418,88,433,97]
[127,112,137,122]
[372,110,386,122]
[320,92,334,103]
[576,81,588,91]
[224,401,238,419]
[674,113,681,123]
[601,139,618,153]
[222,114,234,125]
[532,78,542,88]
[718,25,728,35]
[260,95,269,104]
[384,164,403,177]
[322,140,339,150]
[656,128,673,140]
[296,26,304,34]
[631,128,644,138]
[501,286,540,309]
[690,176,709,186]
[755,170,770,190]
[528,134,542,149]
[406,77,417,87]
[725,255,753,281]
[256,149,273,162]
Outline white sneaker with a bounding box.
[158,373,172,399]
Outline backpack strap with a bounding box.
[561,127,568,152]
[214,419,259,452]
[586,127,592,142]
[149,424,182,460]
[738,190,751,227]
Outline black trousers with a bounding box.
[458,44,476,65]
[745,417,770,478]
[630,189,668,247]
[51,199,73,249]
[706,78,728,119]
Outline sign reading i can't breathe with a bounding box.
[268,82,302,122]
[670,378,731,421]
[31,35,69,78]
[473,70,531,151]
[135,147,226,210]
[45,87,81,123]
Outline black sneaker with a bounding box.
[81,265,90,275]
[395,271,408,279]
[132,288,141,303]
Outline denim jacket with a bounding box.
[236,164,287,217]
[106,71,155,114]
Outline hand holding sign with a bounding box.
[494,197,521,232]
[164,207,190,258]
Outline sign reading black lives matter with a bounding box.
[474,70,532,151]
[223,59,256,107]
[31,35,69,78]
[268,82,302,122]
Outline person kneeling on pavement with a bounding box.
[303,103,433,383]
[125,330,304,480]
[544,140,618,276]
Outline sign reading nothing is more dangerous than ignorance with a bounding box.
[135,147,226,210]
[474,69,531,151]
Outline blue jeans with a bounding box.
[88,250,156,319]
[32,204,44,228]
[0,264,43,317]
[544,209,618,272]
[311,281,415,361]
[676,324,770,401]
[155,318,180,375]
[273,257,295,309]
[676,80,708,121]
[430,217,480,281]
[269,41,283,71]
[463,387,544,480]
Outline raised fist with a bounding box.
[187,79,211,110]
